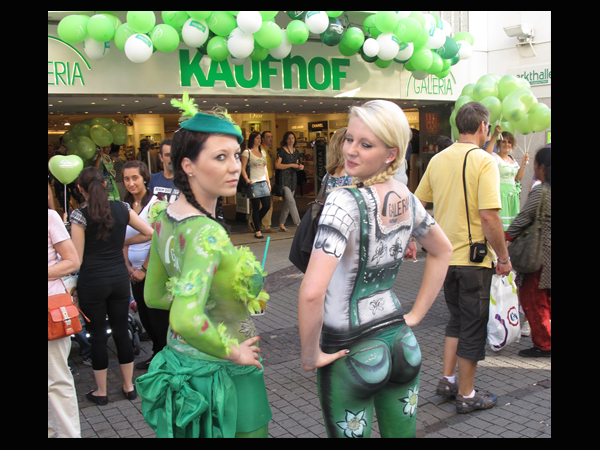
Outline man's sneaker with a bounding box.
[455,390,498,414]
[436,377,458,399]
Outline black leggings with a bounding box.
[77,280,134,371]
[250,196,271,232]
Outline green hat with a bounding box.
[181,112,244,145]
[171,92,243,145]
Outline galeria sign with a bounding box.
[179,49,350,92]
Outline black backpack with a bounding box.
[289,175,330,273]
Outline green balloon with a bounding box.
[114,23,136,51]
[286,20,309,45]
[87,14,115,42]
[72,122,91,138]
[498,74,521,101]
[110,124,127,145]
[127,11,156,34]
[250,43,269,62]
[338,40,359,56]
[207,36,229,61]
[162,11,190,29]
[76,136,97,160]
[208,11,236,36]
[90,125,113,147]
[461,83,475,97]
[427,52,443,74]
[480,96,502,123]
[410,47,433,71]
[150,24,180,52]
[455,95,473,111]
[65,138,80,155]
[57,15,90,44]
[395,17,421,43]
[473,75,499,101]
[49,155,84,185]
[320,18,344,46]
[453,31,474,46]
[343,27,365,50]
[528,104,551,132]
[501,121,515,135]
[254,21,283,49]
[436,36,459,59]
[374,11,398,33]
[502,88,535,122]
[187,11,212,20]
[513,114,532,135]
[363,15,379,38]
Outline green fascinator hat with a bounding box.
[171,92,243,145]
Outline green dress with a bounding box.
[494,153,521,230]
[136,201,271,438]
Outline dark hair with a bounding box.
[455,102,489,135]
[159,138,172,155]
[170,128,229,232]
[437,135,453,152]
[248,131,261,149]
[122,160,152,209]
[77,167,113,241]
[535,145,551,185]
[280,131,296,148]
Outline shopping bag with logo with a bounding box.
[487,272,521,351]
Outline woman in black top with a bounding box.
[275,131,304,231]
[71,167,153,405]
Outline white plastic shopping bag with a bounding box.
[487,272,521,351]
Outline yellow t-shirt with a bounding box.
[415,143,501,268]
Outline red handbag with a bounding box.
[48,281,89,341]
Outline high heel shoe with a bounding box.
[86,390,108,406]
[123,385,137,400]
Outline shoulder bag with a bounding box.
[508,186,547,273]
[48,280,89,341]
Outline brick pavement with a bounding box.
[68,248,551,438]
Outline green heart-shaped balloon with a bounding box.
[49,155,84,184]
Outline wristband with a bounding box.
[498,256,511,264]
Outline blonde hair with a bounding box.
[345,100,411,188]
[326,127,347,176]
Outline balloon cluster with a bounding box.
[450,74,551,138]
[60,117,127,163]
[57,11,472,76]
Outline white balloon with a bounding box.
[236,11,262,34]
[440,19,452,36]
[269,32,292,59]
[181,18,209,48]
[124,33,153,63]
[376,33,399,61]
[305,11,329,34]
[394,41,414,63]
[227,28,254,59]
[83,36,110,61]
[427,27,446,49]
[422,14,437,32]
[456,40,473,60]
[363,38,380,57]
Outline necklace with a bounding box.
[458,141,479,147]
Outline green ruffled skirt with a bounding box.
[499,182,521,230]
[136,346,271,438]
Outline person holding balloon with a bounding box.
[485,129,529,230]
[93,143,122,201]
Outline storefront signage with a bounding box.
[406,72,456,97]
[508,63,551,86]
[179,50,350,92]
[48,36,91,86]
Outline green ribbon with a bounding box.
[136,347,244,438]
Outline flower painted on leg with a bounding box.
[400,385,419,417]
[336,409,367,438]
